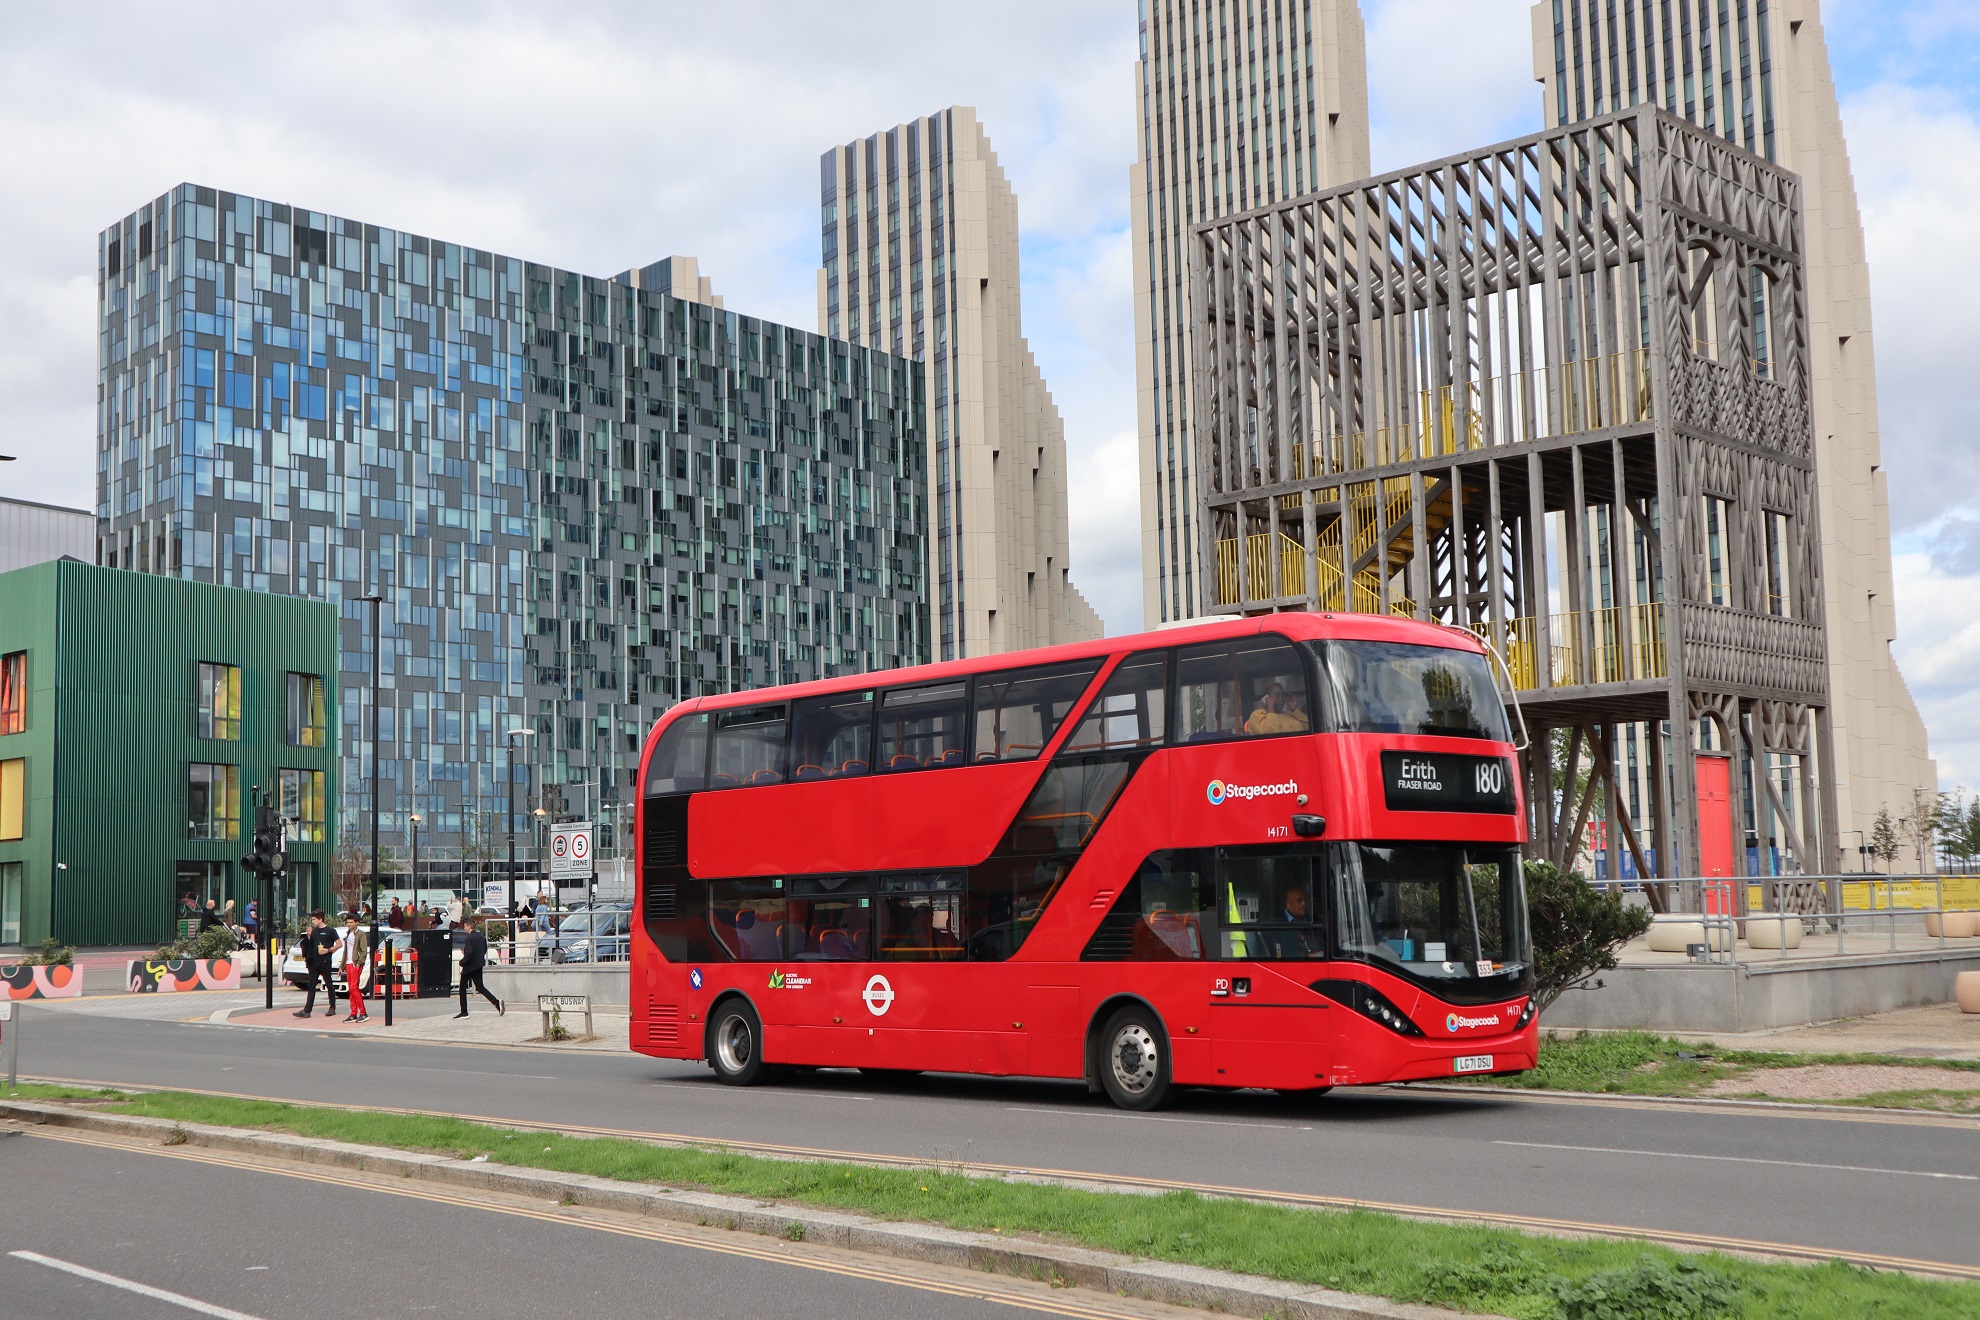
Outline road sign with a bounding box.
[549,822,594,879]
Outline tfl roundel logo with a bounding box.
[1206,779,1227,805]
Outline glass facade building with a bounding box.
[98,185,927,855]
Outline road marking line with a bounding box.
[1492,1140,1980,1181]
[18,1075,1980,1278]
[1005,1106,1312,1131]
[20,1130,1152,1320]
[9,1250,266,1319]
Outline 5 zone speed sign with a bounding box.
[549,822,594,879]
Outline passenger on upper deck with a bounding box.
[1244,682,1310,736]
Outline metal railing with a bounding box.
[1593,874,1979,967]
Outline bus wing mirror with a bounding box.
[1291,814,1327,839]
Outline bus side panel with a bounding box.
[1163,739,1323,849]
[691,777,873,877]
[630,945,697,1060]
[868,762,1038,868]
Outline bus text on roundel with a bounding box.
[862,974,896,1016]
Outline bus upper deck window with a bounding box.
[877,681,969,771]
[790,690,874,781]
[710,704,789,789]
[1175,636,1310,742]
[644,712,709,796]
[1062,651,1169,754]
[972,659,1101,762]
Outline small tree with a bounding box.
[1869,806,1901,872]
[1524,859,1652,1014]
[1900,788,1944,873]
[333,815,367,916]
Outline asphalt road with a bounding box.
[14,1001,1980,1274]
[0,1128,1159,1320]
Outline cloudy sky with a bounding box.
[2,1,1976,782]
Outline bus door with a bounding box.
[1206,848,1335,1090]
[862,873,974,1073]
[769,875,873,1066]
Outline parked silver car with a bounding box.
[535,905,631,963]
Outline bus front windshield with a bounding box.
[1332,843,1532,1001]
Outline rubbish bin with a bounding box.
[410,929,454,999]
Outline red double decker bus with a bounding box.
[629,613,1536,1109]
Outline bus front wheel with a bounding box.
[709,1001,767,1086]
[1099,1007,1174,1111]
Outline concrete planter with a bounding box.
[1958,971,1980,1014]
[125,957,243,993]
[0,963,83,999]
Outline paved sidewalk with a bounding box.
[218,995,628,1052]
[1652,1002,1980,1060]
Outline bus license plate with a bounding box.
[1453,1054,1493,1074]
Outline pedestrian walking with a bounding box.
[454,915,504,1018]
[387,899,405,930]
[243,899,259,941]
[199,897,221,932]
[294,911,340,1018]
[221,898,237,931]
[336,913,371,1023]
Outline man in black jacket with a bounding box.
[294,911,341,1018]
[455,915,504,1018]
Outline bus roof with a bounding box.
[659,611,1487,721]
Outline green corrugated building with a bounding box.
[0,559,338,948]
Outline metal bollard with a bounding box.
[1,1000,18,1093]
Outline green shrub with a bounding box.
[1417,1244,1558,1315]
[1526,860,1651,1012]
[28,937,74,967]
[1552,1258,1740,1320]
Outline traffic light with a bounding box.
[242,803,288,878]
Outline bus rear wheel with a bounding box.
[1099,1007,1174,1111]
[709,1000,767,1086]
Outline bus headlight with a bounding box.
[1310,979,1425,1037]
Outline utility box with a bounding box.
[410,929,454,998]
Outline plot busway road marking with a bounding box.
[1495,1140,1980,1182]
[17,1078,1980,1283]
[20,1127,1161,1320]
[10,1250,267,1320]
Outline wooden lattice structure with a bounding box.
[1188,106,1839,888]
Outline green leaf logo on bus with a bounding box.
[768,969,785,990]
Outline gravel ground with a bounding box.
[1705,1064,1980,1100]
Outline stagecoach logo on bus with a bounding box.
[1446,1011,1502,1033]
[1204,777,1299,806]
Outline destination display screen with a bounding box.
[1379,751,1517,814]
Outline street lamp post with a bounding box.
[409,813,422,923]
[506,726,536,965]
[356,594,390,1027]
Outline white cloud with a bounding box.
[1837,81,1980,788]
[1891,552,1980,787]
[1068,429,1145,636]
[1364,0,1541,170]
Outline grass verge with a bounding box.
[1474,1031,1980,1111]
[7,1085,1978,1319]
